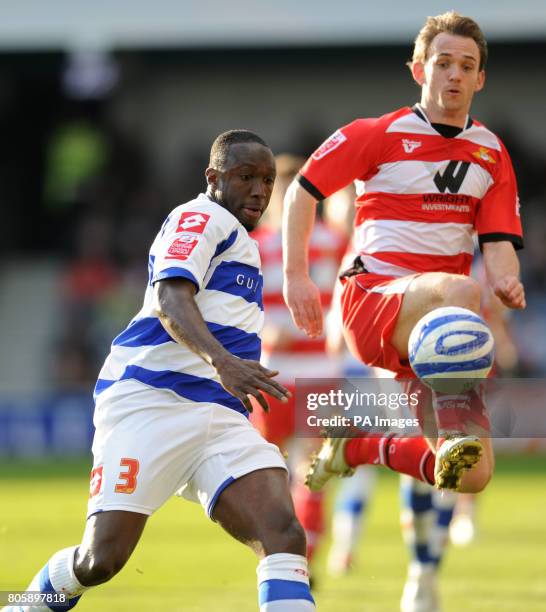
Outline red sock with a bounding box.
[292,483,325,562]
[433,387,490,434]
[345,435,435,485]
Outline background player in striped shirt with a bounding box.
[251,154,347,571]
[282,12,525,499]
[9,131,316,612]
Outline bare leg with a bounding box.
[213,467,315,610]
[391,272,493,493]
[212,468,305,557]
[75,511,148,586]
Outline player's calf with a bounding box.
[213,468,315,611]
[8,511,148,611]
[74,510,147,586]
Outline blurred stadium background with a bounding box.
[1,1,545,610]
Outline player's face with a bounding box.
[413,32,485,124]
[209,143,276,231]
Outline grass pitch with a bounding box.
[1,455,545,611]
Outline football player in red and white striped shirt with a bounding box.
[282,12,525,500]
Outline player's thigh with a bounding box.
[212,467,293,531]
[391,272,467,359]
[180,406,300,554]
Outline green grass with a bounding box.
[1,455,546,611]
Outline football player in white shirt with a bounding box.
[8,131,315,612]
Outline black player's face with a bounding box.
[210,143,276,231]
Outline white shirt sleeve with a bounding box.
[151,201,238,292]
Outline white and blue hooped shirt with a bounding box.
[94,193,263,416]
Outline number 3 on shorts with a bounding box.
[115,458,139,494]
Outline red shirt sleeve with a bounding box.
[298,118,382,200]
[475,140,523,250]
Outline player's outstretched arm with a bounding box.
[282,180,323,337]
[154,277,290,413]
[483,241,526,309]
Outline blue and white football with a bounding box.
[408,306,494,393]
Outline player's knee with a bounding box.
[75,546,130,586]
[440,275,481,312]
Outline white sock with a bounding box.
[430,489,457,560]
[20,546,88,611]
[400,476,436,566]
[330,466,376,557]
[257,553,315,611]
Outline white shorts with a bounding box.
[87,387,287,520]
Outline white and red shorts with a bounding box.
[341,272,418,378]
[88,387,287,520]
[341,272,490,433]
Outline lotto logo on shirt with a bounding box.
[312,129,347,160]
[176,211,210,233]
[166,235,200,260]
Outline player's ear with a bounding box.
[205,167,219,188]
[411,60,426,86]
[475,69,486,92]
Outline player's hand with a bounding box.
[214,354,291,413]
[493,275,526,309]
[283,275,324,338]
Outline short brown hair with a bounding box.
[410,11,488,70]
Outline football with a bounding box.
[408,306,495,393]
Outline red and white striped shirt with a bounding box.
[254,221,346,380]
[298,106,523,278]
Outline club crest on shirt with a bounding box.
[176,211,211,233]
[312,129,347,160]
[166,235,200,260]
[472,147,496,164]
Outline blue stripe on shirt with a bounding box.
[111,318,260,360]
[205,260,263,309]
[212,228,238,260]
[207,322,261,360]
[152,267,200,292]
[113,317,173,347]
[94,365,247,414]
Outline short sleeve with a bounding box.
[298,118,382,200]
[151,207,238,292]
[475,142,523,250]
